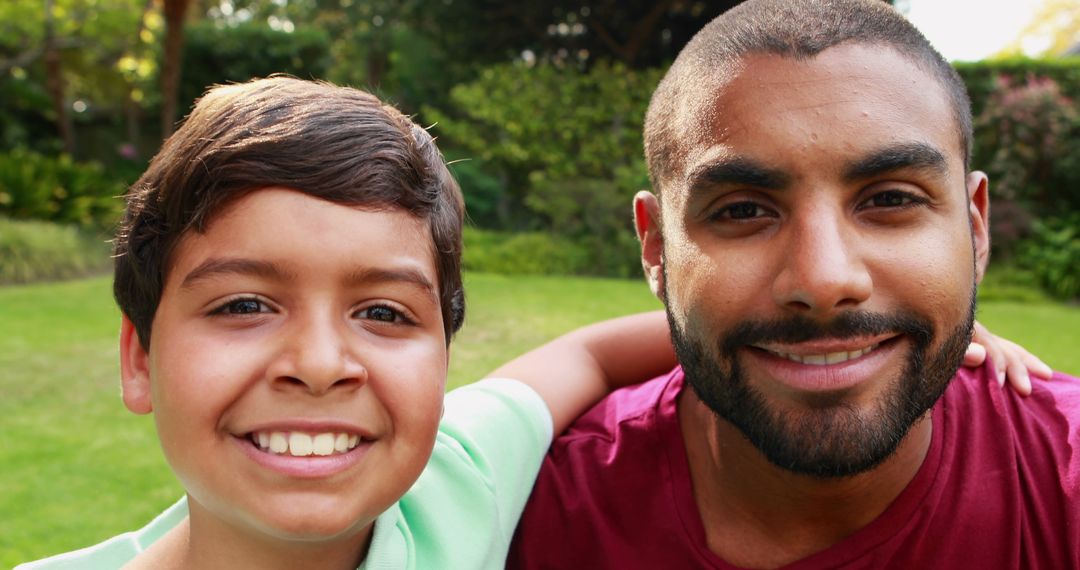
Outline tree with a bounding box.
[160,0,192,138]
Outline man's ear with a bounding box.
[634,191,665,301]
[966,171,991,284]
[120,315,153,415]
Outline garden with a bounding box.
[2,0,1079,565]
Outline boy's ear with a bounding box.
[120,315,153,415]
[634,191,665,301]
[967,171,991,284]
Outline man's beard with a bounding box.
[668,290,975,479]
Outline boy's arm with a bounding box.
[490,311,1055,434]
[487,311,672,435]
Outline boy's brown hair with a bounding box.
[114,77,465,349]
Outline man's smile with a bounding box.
[743,335,906,394]
[752,335,896,366]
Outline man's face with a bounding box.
[120,188,448,546]
[636,44,990,478]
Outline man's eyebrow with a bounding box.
[686,156,791,192]
[180,258,288,289]
[843,142,949,182]
[343,267,438,300]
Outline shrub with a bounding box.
[427,60,660,277]
[0,149,124,230]
[1016,214,1080,301]
[179,22,331,115]
[463,227,594,276]
[974,74,1078,211]
[0,217,111,285]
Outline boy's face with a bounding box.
[120,187,447,547]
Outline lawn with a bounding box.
[2,273,1077,566]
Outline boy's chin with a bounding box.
[235,498,380,544]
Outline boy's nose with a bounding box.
[269,315,367,395]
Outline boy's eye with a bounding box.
[212,298,270,315]
[356,305,407,324]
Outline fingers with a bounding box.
[969,320,1054,397]
[963,342,986,368]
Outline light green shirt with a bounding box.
[18,379,553,570]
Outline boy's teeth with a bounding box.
[253,430,363,457]
[289,433,313,456]
[312,433,335,456]
[772,344,879,365]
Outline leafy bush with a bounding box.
[1016,214,1080,301]
[179,22,331,115]
[427,60,660,276]
[974,74,1078,211]
[463,227,594,276]
[0,217,111,285]
[0,149,124,229]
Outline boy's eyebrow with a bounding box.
[843,142,948,182]
[180,258,289,289]
[343,267,438,300]
[180,259,437,299]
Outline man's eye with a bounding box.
[714,202,771,220]
[213,298,268,315]
[357,305,404,323]
[868,190,920,208]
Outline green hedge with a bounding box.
[463,227,596,276]
[0,149,124,230]
[0,217,111,285]
[179,22,332,117]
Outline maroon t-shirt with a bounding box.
[508,364,1080,569]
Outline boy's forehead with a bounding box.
[167,187,439,291]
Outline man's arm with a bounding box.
[490,311,1055,434]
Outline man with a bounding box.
[508,0,1080,567]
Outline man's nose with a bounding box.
[771,207,872,316]
[268,313,367,395]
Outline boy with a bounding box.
[19,77,1047,569]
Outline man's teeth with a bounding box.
[252,431,362,457]
[771,343,879,365]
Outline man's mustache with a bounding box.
[719,311,935,354]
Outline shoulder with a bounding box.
[944,364,1080,490]
[388,380,553,569]
[550,367,682,452]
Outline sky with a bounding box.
[904,0,1047,61]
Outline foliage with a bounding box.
[0,217,110,285]
[429,61,661,275]
[1016,215,1080,301]
[974,74,1078,210]
[178,22,331,116]
[0,148,125,229]
[0,0,159,150]
[463,227,592,276]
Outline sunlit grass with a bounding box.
[2,273,1076,565]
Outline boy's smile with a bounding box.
[120,187,448,549]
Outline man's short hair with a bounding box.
[113,77,465,349]
[644,0,973,193]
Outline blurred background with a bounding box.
[1,0,1078,565]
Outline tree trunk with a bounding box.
[43,0,75,154]
[160,0,192,139]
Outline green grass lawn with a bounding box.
[2,273,1077,566]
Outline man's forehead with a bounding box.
[664,44,963,194]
